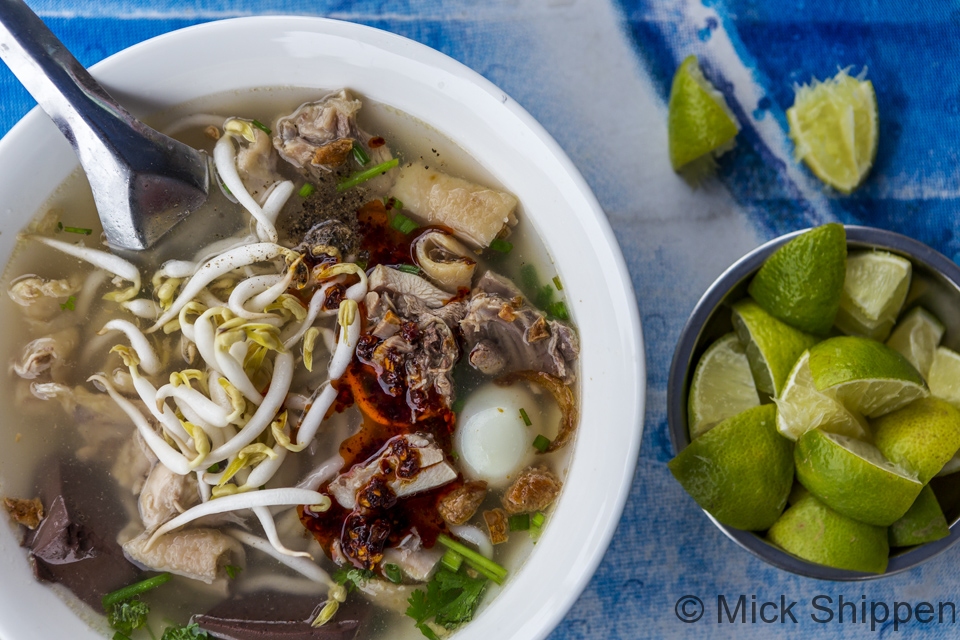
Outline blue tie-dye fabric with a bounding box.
[3,1,960,638]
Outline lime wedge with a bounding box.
[775,351,869,441]
[688,333,760,439]
[794,428,921,526]
[787,68,878,193]
[747,223,847,336]
[835,251,912,342]
[928,346,960,409]
[808,336,928,418]
[768,493,888,574]
[731,299,820,397]
[889,485,950,548]
[669,404,793,531]
[667,55,740,174]
[886,307,945,380]
[872,397,960,484]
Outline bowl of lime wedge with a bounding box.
[668,224,960,579]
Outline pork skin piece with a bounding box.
[138,463,199,530]
[501,466,562,514]
[438,481,488,526]
[461,271,579,382]
[390,163,517,248]
[195,592,368,640]
[24,458,142,609]
[122,528,244,584]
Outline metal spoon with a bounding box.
[0,0,209,250]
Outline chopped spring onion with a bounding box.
[57,222,93,235]
[207,463,221,473]
[489,239,513,253]
[531,512,546,528]
[298,183,315,198]
[383,563,403,584]
[452,398,465,414]
[397,264,421,275]
[436,534,507,585]
[336,157,399,192]
[251,119,271,135]
[532,434,551,453]
[384,196,403,210]
[225,564,243,579]
[441,549,463,572]
[352,142,370,166]
[519,407,532,426]
[59,295,76,311]
[101,573,172,609]
[553,276,563,291]
[508,514,530,532]
[547,301,569,321]
[390,213,419,235]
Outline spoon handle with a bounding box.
[0,0,208,250]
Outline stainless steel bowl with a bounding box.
[668,225,960,580]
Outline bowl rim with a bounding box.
[0,15,646,640]
[668,224,960,581]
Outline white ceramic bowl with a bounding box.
[0,17,645,640]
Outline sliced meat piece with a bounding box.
[367,265,450,308]
[501,466,562,514]
[122,528,244,585]
[438,481,488,526]
[195,592,368,640]
[7,275,81,322]
[390,163,518,248]
[24,458,142,609]
[273,90,366,177]
[138,463,199,530]
[483,508,509,545]
[10,327,79,380]
[382,543,442,583]
[233,122,282,203]
[461,271,579,382]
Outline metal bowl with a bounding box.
[668,225,960,580]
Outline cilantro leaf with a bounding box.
[108,600,149,634]
[405,568,487,637]
[159,623,211,640]
[332,567,376,592]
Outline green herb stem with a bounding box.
[352,142,370,166]
[532,434,551,453]
[489,239,513,253]
[440,549,463,572]
[102,573,172,610]
[519,407,532,426]
[397,264,422,275]
[251,119,271,135]
[336,157,399,192]
[298,183,315,198]
[383,563,403,584]
[552,276,563,291]
[508,514,530,531]
[390,213,419,234]
[436,535,507,584]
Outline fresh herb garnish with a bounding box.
[553,276,563,291]
[332,567,376,592]
[532,434,551,453]
[397,264,421,275]
[352,141,370,166]
[451,398,465,414]
[390,213,419,235]
[508,513,530,531]
[102,573,172,609]
[113,632,133,640]
[224,564,243,579]
[337,157,399,192]
[489,238,513,253]
[436,535,507,584]
[57,221,93,235]
[159,622,211,640]
[298,183,315,198]
[519,407,532,426]
[406,568,487,638]
[440,549,463,572]
[251,119,271,135]
[546,300,569,321]
[384,196,403,210]
[60,295,76,311]
[383,563,403,584]
[108,599,149,635]
[530,511,546,541]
